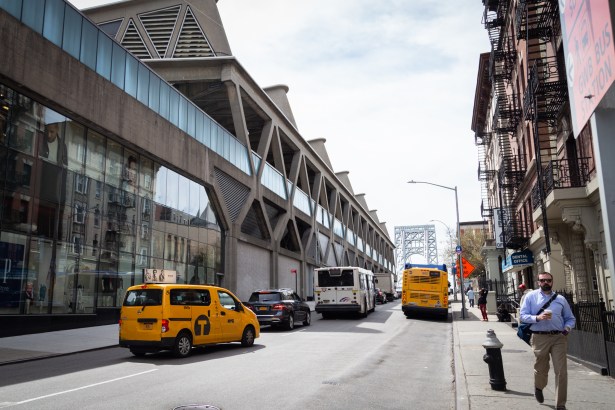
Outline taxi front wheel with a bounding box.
[173,332,193,358]
[241,326,256,347]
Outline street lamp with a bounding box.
[429,219,457,301]
[408,180,467,319]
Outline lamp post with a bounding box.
[408,180,466,319]
[430,219,457,301]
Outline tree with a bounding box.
[440,227,486,279]
[459,229,486,278]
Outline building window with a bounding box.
[141,223,149,239]
[138,247,148,266]
[75,174,89,194]
[73,236,82,254]
[74,202,86,224]
[94,207,100,227]
[142,198,151,215]
[144,174,151,190]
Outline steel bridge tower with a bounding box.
[394,225,438,272]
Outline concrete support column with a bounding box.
[224,225,240,291]
[482,245,504,281]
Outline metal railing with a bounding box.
[544,157,592,195]
[531,157,593,210]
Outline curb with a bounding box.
[452,308,470,410]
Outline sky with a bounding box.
[69,0,491,265]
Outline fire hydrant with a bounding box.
[482,329,507,391]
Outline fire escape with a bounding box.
[483,0,526,249]
[517,0,567,253]
[476,131,495,219]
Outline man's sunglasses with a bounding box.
[538,279,552,283]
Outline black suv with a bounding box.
[244,289,311,330]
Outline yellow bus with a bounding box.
[401,263,449,319]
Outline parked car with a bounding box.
[244,288,311,330]
[375,288,387,304]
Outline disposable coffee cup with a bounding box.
[544,309,552,319]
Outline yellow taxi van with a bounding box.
[119,282,260,358]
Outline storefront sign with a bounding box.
[502,249,534,273]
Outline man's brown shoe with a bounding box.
[535,388,544,403]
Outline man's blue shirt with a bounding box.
[520,289,576,331]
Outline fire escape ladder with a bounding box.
[483,0,509,49]
[520,0,563,253]
[476,140,496,218]
[484,0,528,249]
[517,0,558,41]
[498,152,528,249]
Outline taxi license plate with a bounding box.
[258,306,268,311]
[144,323,153,330]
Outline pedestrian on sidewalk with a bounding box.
[477,288,488,321]
[466,288,475,308]
[520,272,576,410]
[517,283,530,325]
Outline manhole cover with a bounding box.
[173,405,220,410]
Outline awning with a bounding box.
[502,249,534,273]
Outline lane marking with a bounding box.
[1,369,157,408]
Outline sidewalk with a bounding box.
[0,324,118,365]
[452,300,615,409]
[1,304,615,409]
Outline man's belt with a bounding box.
[532,330,562,335]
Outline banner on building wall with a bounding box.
[494,208,504,249]
[560,0,615,137]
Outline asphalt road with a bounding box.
[0,300,454,410]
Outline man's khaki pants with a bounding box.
[532,333,568,407]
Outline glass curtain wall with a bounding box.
[0,83,223,316]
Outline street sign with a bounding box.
[455,245,462,255]
[455,257,475,278]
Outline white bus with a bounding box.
[314,266,376,318]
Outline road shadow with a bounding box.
[0,343,265,388]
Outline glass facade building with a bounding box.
[0,83,223,316]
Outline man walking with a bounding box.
[466,287,475,308]
[520,272,575,410]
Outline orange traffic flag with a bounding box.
[456,257,475,278]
